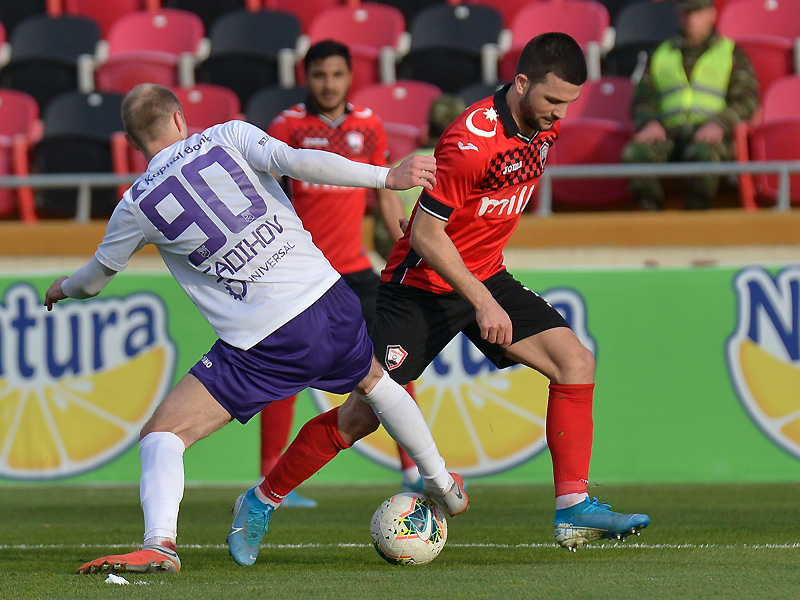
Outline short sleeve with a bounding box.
[425,132,486,211]
[94,201,147,272]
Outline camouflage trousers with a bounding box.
[621,128,734,209]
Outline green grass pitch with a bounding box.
[1,482,798,599]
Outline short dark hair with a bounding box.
[121,83,183,149]
[515,32,587,86]
[304,40,351,74]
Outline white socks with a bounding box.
[140,431,186,546]
[360,371,450,491]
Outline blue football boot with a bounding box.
[554,497,650,551]
[227,487,275,566]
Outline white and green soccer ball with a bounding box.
[370,492,448,565]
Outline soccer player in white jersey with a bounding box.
[44,84,467,575]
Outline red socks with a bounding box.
[259,395,297,477]
[546,383,594,497]
[259,406,350,501]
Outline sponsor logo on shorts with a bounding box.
[201,355,213,368]
[385,345,408,370]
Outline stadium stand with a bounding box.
[31,90,124,218]
[244,85,307,132]
[93,9,205,94]
[50,0,155,37]
[0,14,100,111]
[0,0,47,35]
[262,0,342,34]
[398,3,503,93]
[0,89,41,221]
[303,3,407,94]
[602,0,680,79]
[350,80,443,161]
[160,0,256,31]
[196,9,301,105]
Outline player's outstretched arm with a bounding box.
[385,154,436,192]
[44,257,118,311]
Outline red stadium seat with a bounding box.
[499,0,611,81]
[54,0,154,36]
[262,0,341,33]
[94,9,205,94]
[565,76,633,127]
[350,80,442,161]
[718,0,800,95]
[737,75,800,207]
[0,89,42,221]
[548,118,634,210]
[304,3,406,94]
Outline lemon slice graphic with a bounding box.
[737,338,800,450]
[312,351,550,476]
[0,345,173,478]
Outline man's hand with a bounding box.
[693,121,725,144]
[385,155,436,191]
[44,276,69,311]
[476,297,513,348]
[633,120,667,144]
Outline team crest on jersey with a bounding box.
[346,131,365,154]
[466,107,499,138]
[540,142,549,165]
[385,345,408,370]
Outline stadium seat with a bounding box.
[456,82,504,106]
[350,80,443,160]
[565,75,633,127]
[737,75,800,208]
[32,90,125,219]
[462,0,539,29]
[398,4,504,93]
[52,0,154,37]
[717,0,800,96]
[160,0,258,31]
[0,89,42,221]
[0,0,47,35]
[0,14,100,110]
[368,0,447,28]
[303,4,406,94]
[548,118,634,209]
[498,0,612,81]
[196,9,301,105]
[244,84,307,131]
[602,0,680,79]
[93,9,206,94]
[261,0,341,34]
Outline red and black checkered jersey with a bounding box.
[268,101,389,275]
[381,85,559,293]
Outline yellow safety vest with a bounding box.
[651,37,734,128]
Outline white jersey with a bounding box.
[95,121,342,350]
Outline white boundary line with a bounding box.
[3,542,800,551]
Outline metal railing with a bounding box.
[0,160,798,222]
[536,160,800,215]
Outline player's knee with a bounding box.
[553,343,595,384]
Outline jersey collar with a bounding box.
[494,83,538,144]
[305,96,352,127]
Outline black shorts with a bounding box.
[342,267,380,331]
[371,270,570,384]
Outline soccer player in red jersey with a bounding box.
[262,33,650,551]
[261,40,422,504]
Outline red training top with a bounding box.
[268,101,389,274]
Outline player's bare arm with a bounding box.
[44,276,70,310]
[375,188,406,241]
[409,210,513,347]
[44,257,118,311]
[385,154,436,191]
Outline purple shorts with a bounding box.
[189,278,374,423]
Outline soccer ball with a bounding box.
[370,492,448,565]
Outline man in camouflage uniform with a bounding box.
[621,0,759,210]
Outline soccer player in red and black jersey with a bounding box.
[377,32,649,549]
[260,40,421,503]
